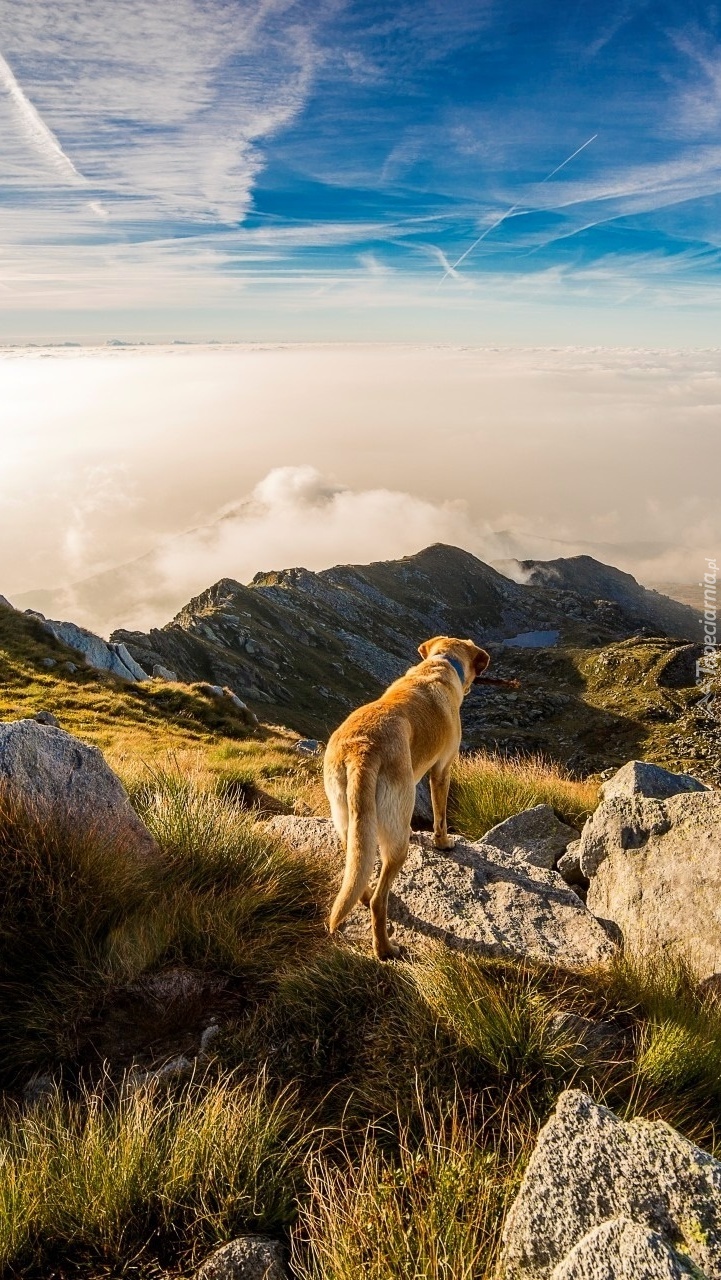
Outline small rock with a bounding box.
[40,657,57,669]
[62,662,77,674]
[548,1011,620,1062]
[294,739,323,756]
[33,711,59,727]
[23,1074,55,1106]
[483,805,579,870]
[194,1235,286,1280]
[152,663,178,682]
[223,688,259,727]
[130,1055,194,1087]
[199,1024,220,1056]
[557,841,587,888]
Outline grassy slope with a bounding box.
[0,605,324,812]
[2,604,721,1277]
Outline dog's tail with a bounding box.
[329,758,379,933]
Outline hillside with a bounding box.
[505,554,701,637]
[0,603,321,814]
[1,567,721,1280]
[110,544,715,782]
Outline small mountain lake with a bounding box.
[502,630,560,648]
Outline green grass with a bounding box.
[0,1071,300,1274]
[450,750,599,839]
[0,777,328,1086]
[3,677,721,1277]
[413,949,570,1080]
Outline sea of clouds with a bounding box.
[2,344,719,634]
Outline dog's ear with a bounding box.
[472,647,491,676]
[418,639,433,659]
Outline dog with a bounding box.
[324,635,501,960]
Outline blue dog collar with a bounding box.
[438,654,466,686]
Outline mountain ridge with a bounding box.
[109,544,713,778]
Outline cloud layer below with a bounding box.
[2,344,718,634]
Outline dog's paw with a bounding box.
[433,833,456,850]
[376,941,402,961]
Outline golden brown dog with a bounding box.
[324,635,491,960]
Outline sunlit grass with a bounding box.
[450,751,598,839]
[0,1072,299,1272]
[292,1101,518,1280]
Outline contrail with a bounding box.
[440,134,598,282]
[0,50,85,183]
[542,133,598,181]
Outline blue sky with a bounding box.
[3,0,721,341]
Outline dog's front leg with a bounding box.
[429,762,455,849]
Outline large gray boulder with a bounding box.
[39,616,148,681]
[0,719,156,856]
[578,763,721,975]
[194,1235,286,1280]
[482,804,579,869]
[0,595,12,609]
[500,1090,721,1279]
[265,817,616,967]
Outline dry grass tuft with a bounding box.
[450,751,599,839]
[292,1099,519,1280]
[0,1071,300,1273]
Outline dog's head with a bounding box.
[418,636,490,690]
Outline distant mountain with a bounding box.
[502,555,700,639]
[111,545,703,766]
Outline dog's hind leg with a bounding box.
[372,771,414,960]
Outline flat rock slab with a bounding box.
[41,617,148,681]
[0,719,157,857]
[500,1090,721,1279]
[266,816,615,966]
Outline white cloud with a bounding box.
[0,0,318,224]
